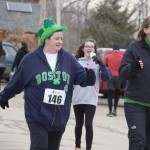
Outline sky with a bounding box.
[89,0,150,20]
[89,0,138,9]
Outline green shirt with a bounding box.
[124,98,150,107]
[145,36,150,47]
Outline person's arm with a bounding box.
[92,55,112,81]
[100,66,112,81]
[104,55,108,66]
[119,48,142,80]
[73,58,96,86]
[11,50,22,71]
[0,65,26,109]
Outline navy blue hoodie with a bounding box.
[0,45,94,131]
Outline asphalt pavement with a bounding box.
[0,85,128,150]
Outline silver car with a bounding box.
[2,42,17,81]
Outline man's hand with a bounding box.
[0,99,9,109]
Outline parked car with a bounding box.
[98,48,126,98]
[2,42,17,81]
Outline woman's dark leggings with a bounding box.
[73,104,96,150]
[27,122,65,150]
[124,103,150,150]
[107,89,120,112]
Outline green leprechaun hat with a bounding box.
[38,18,66,45]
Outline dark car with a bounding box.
[2,42,17,81]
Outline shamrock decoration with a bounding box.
[64,85,68,92]
[53,78,60,85]
[44,18,55,28]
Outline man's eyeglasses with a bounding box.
[84,45,95,49]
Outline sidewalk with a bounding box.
[0,92,128,150]
[98,96,124,107]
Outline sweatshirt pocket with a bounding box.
[51,105,69,130]
[36,102,55,126]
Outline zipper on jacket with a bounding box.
[51,105,56,127]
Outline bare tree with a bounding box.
[45,0,94,53]
[45,0,143,53]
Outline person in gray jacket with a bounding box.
[119,16,150,150]
[72,39,112,150]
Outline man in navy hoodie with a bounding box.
[0,18,96,150]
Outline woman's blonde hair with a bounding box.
[137,16,150,40]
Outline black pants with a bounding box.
[27,122,65,150]
[0,67,5,78]
[73,104,96,150]
[124,103,150,150]
[107,89,120,112]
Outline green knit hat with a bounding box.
[38,18,66,45]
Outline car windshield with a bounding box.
[3,45,16,58]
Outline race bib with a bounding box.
[43,89,66,105]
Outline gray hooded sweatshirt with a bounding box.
[72,57,101,106]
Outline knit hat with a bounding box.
[113,43,120,50]
[38,18,66,45]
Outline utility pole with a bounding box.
[40,0,46,26]
[145,0,148,17]
[139,10,141,28]
[56,0,61,25]
[39,0,46,44]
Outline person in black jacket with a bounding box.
[119,16,150,150]
[11,41,29,72]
